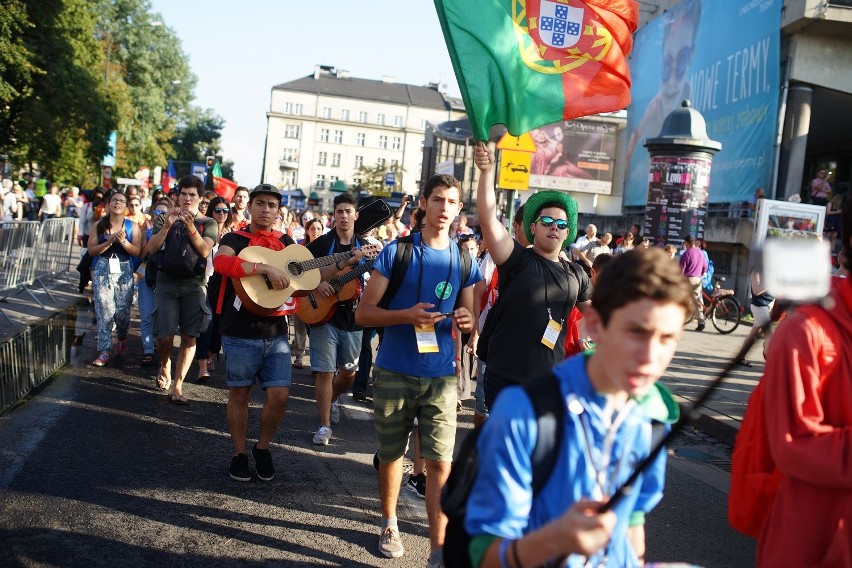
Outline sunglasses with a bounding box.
[536,216,569,230]
[152,210,166,216]
[458,234,478,242]
[213,207,229,214]
[661,46,692,83]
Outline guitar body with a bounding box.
[296,267,363,326]
[233,244,321,316]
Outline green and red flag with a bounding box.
[434,0,638,141]
[211,161,239,202]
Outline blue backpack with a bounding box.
[701,256,714,291]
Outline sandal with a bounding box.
[198,371,210,382]
[156,372,172,391]
[169,394,189,405]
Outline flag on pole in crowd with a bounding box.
[434,0,639,141]
[161,158,176,191]
[212,161,238,202]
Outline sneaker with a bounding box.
[406,473,426,499]
[352,390,369,402]
[229,453,251,482]
[696,322,706,332]
[313,425,332,446]
[426,555,445,568]
[92,352,110,367]
[114,339,127,356]
[330,399,340,425]
[378,526,405,558]
[252,444,275,481]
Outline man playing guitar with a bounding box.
[212,184,362,482]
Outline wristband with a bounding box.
[499,539,513,568]
[252,262,258,276]
[188,228,198,237]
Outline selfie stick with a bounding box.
[598,320,774,513]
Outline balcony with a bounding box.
[279,158,299,170]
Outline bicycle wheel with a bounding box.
[711,296,741,334]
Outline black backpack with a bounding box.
[441,372,566,568]
[156,219,208,279]
[378,234,472,310]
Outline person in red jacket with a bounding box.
[756,198,852,567]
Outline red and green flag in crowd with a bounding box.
[211,161,239,202]
[434,0,639,140]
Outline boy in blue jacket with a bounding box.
[465,247,692,567]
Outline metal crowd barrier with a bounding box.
[0,218,77,324]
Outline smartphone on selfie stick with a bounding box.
[599,238,832,513]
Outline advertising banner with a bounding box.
[625,0,781,206]
[643,155,712,248]
[752,198,825,247]
[529,119,617,195]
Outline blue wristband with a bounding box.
[499,538,513,568]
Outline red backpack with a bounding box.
[728,305,839,538]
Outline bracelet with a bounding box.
[188,229,198,237]
[252,262,258,276]
[499,539,513,568]
[510,539,524,568]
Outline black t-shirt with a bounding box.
[217,230,296,339]
[485,242,591,379]
[306,231,366,332]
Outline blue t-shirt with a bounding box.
[465,355,666,567]
[374,233,481,377]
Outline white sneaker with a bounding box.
[378,526,405,558]
[330,399,340,425]
[313,425,332,446]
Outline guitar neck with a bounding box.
[299,251,352,272]
[329,260,374,288]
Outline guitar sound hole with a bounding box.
[288,262,303,277]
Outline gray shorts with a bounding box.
[309,323,361,373]
[152,276,210,338]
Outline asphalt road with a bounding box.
[0,305,755,567]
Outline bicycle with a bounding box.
[685,276,742,334]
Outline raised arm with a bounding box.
[474,144,515,265]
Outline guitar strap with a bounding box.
[327,233,365,288]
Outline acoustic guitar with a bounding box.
[232,243,377,316]
[296,260,375,326]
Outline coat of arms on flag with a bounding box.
[537,1,583,48]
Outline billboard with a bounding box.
[529,119,617,195]
[624,0,781,206]
[644,155,712,248]
[752,198,825,248]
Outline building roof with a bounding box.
[273,67,452,110]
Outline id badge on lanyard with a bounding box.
[108,254,121,274]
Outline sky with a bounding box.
[148,0,462,185]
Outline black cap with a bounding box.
[250,183,282,200]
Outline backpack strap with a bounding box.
[522,372,566,494]
[453,244,473,309]
[379,234,414,309]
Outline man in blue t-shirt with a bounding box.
[356,174,481,566]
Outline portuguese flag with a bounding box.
[434,0,638,140]
[211,161,239,202]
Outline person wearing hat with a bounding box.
[474,145,592,408]
[213,183,364,481]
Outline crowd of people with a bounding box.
[20,159,849,567]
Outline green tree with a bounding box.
[354,160,405,195]
[0,0,41,106]
[171,107,225,167]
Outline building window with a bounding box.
[320,128,329,142]
[341,109,350,121]
[354,155,364,168]
[330,175,339,184]
[284,102,292,114]
[356,133,365,146]
[332,153,341,167]
[322,107,332,119]
[294,103,303,115]
[420,119,427,129]
[316,174,326,188]
[376,113,386,126]
[280,147,298,162]
[333,130,343,144]
[359,111,368,123]
[280,170,296,187]
[284,124,301,139]
[394,115,404,127]
[378,135,388,149]
[390,159,399,169]
[392,136,401,150]
[317,152,327,166]
[378,158,386,168]
[353,177,362,186]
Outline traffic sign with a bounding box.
[496,132,537,152]
[385,172,396,186]
[498,150,532,191]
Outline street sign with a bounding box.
[496,132,537,152]
[498,150,532,191]
[385,172,396,186]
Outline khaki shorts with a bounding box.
[372,367,457,463]
[152,275,210,339]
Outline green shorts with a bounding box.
[152,274,210,339]
[373,366,457,463]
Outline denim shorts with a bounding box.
[221,334,292,389]
[309,323,362,373]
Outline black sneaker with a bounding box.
[696,322,706,332]
[406,473,426,499]
[252,444,275,481]
[229,453,251,482]
[352,390,369,402]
